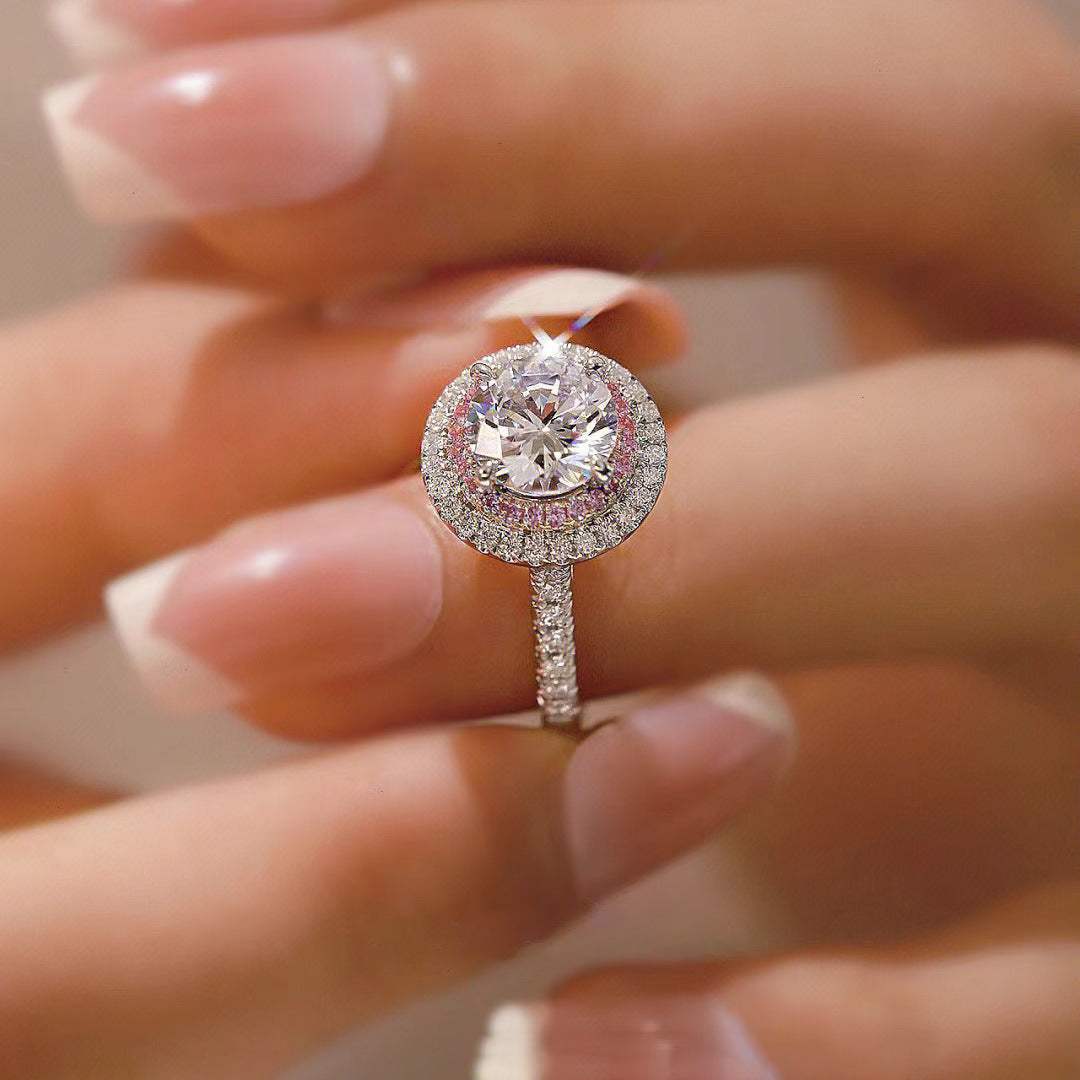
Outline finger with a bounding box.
[47,0,406,65]
[0,761,116,830]
[832,265,1080,368]
[0,269,680,648]
[725,661,1080,942]
[0,675,794,1079]
[105,347,1080,734]
[40,0,1080,323]
[495,881,1080,1080]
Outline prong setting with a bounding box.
[422,342,667,566]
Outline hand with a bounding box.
[1,262,787,1080]
[36,0,1080,1077]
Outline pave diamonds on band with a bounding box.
[530,564,581,729]
[422,342,666,730]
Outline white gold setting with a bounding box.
[421,341,667,728]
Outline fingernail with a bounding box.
[48,0,145,66]
[322,269,645,330]
[563,674,796,902]
[476,1000,780,1080]
[321,269,688,366]
[104,497,443,712]
[41,34,391,223]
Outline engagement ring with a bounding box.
[421,341,667,730]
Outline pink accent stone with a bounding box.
[611,386,631,415]
[546,504,568,528]
[499,499,526,526]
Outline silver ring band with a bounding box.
[530,564,581,729]
[421,342,667,732]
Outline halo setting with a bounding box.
[422,341,667,730]
[421,342,667,567]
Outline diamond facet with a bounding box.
[422,343,666,566]
[467,351,618,498]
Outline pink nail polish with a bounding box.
[105,497,443,712]
[563,674,795,902]
[42,34,391,223]
[477,1000,780,1080]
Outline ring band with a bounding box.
[421,341,667,731]
[531,563,580,728]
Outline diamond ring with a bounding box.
[421,341,668,731]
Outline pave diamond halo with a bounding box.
[421,341,668,729]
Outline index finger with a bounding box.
[42,0,1080,324]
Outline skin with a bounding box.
[5,0,1080,1074]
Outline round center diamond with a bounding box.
[468,351,618,498]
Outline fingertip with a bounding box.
[322,268,689,370]
[47,0,145,68]
[104,552,247,714]
[564,675,796,902]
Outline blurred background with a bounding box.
[0,3,1074,1077]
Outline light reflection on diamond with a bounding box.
[468,352,617,498]
[423,343,667,566]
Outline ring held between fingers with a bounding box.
[105,347,1080,737]
[0,268,679,650]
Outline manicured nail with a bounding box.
[478,268,659,323]
[476,1000,780,1080]
[41,34,392,223]
[48,0,145,66]
[104,497,443,712]
[321,269,688,366]
[563,673,795,902]
[323,269,648,331]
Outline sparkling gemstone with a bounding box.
[468,351,618,498]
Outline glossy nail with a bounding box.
[564,673,796,902]
[477,999,780,1080]
[322,268,688,367]
[105,496,443,712]
[42,34,391,223]
[323,269,648,330]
